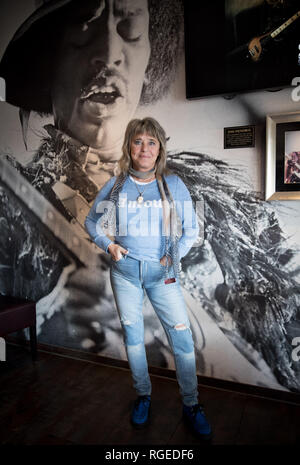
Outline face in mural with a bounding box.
[51,0,151,155]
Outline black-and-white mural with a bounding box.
[0,0,300,393]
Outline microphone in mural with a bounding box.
[0,0,300,393]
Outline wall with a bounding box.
[0,0,300,393]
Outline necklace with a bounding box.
[131,176,155,204]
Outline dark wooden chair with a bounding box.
[0,295,37,361]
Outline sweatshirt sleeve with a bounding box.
[175,176,199,259]
[84,176,116,253]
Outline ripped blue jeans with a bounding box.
[110,255,199,406]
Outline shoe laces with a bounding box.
[190,403,205,416]
[134,395,150,408]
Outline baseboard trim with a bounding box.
[6,336,300,406]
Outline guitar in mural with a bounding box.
[0,157,100,269]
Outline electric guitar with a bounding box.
[247,9,300,62]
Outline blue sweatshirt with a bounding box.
[85,174,199,262]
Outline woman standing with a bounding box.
[85,117,211,440]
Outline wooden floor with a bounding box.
[1,343,300,447]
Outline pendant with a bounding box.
[137,196,144,204]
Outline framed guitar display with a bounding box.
[184,0,300,99]
[265,112,300,201]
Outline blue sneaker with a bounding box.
[131,395,151,428]
[182,403,212,440]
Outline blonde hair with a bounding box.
[117,117,172,176]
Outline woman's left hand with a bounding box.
[160,255,172,266]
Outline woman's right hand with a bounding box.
[108,243,129,261]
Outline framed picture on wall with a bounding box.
[265,112,300,200]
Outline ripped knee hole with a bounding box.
[174,323,188,331]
